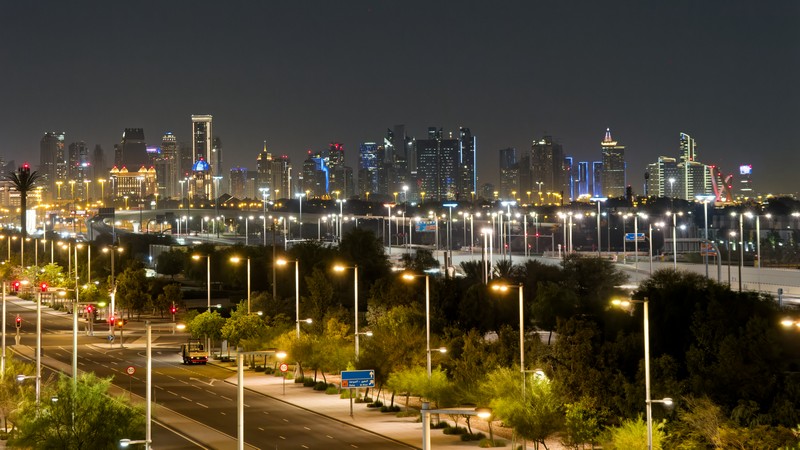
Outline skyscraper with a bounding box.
[600,128,626,198]
[118,128,148,168]
[67,141,91,199]
[155,132,180,198]
[592,161,603,197]
[521,136,565,198]
[458,127,477,200]
[498,147,518,200]
[191,115,214,199]
[358,142,379,198]
[577,161,590,197]
[229,167,247,199]
[39,131,66,200]
[415,128,459,201]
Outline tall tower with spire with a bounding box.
[600,128,626,198]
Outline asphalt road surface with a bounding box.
[7,298,411,449]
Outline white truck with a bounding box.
[180,339,208,365]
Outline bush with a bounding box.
[367,400,384,408]
[313,381,328,391]
[325,386,339,395]
[362,396,373,403]
[478,438,506,447]
[303,379,316,387]
[254,365,265,372]
[461,432,486,442]
[395,408,417,417]
[443,426,467,435]
[293,375,303,383]
[264,367,275,374]
[380,405,402,413]
[431,421,449,429]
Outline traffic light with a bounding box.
[40,282,48,292]
[86,305,94,317]
[116,318,125,327]
[15,315,21,329]
[12,281,20,293]
[170,305,177,315]
[108,316,116,327]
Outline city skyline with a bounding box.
[1,1,798,195]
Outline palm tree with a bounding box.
[6,164,40,238]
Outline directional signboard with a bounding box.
[415,221,437,233]
[625,233,646,242]
[341,369,375,388]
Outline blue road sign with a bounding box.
[341,369,375,388]
[415,221,437,233]
[625,233,646,242]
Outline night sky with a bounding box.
[1,1,798,195]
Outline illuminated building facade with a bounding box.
[600,128,626,198]
[110,166,157,200]
[39,131,66,200]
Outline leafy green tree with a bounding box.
[115,264,150,318]
[0,352,34,432]
[309,318,352,383]
[221,303,265,356]
[154,283,184,318]
[481,367,562,450]
[400,249,439,273]
[337,228,390,286]
[303,267,336,328]
[188,310,226,352]
[9,373,145,449]
[602,415,665,450]
[156,249,185,279]
[561,397,604,449]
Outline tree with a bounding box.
[221,303,265,356]
[481,367,562,449]
[602,416,665,450]
[0,351,35,432]
[115,264,150,318]
[154,283,184,318]
[156,249,185,279]
[9,373,145,449]
[6,165,40,238]
[188,310,226,353]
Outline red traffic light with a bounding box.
[170,306,177,315]
[108,316,116,326]
[12,281,20,292]
[15,315,21,328]
[40,283,48,292]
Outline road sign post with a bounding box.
[126,366,135,398]
[625,233,646,242]
[280,363,289,395]
[341,370,375,417]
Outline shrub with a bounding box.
[254,365,265,372]
[367,400,384,408]
[264,367,275,374]
[431,421,449,429]
[303,379,316,387]
[380,405,402,413]
[443,426,467,435]
[461,432,486,442]
[313,381,328,391]
[325,386,339,395]
[478,438,506,447]
[395,408,417,417]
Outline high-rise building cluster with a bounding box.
[356,125,476,202]
[25,117,757,209]
[497,129,627,204]
[645,132,719,201]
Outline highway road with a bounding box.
[7,298,412,450]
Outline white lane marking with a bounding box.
[302,445,309,449]
[196,403,209,408]
[220,395,232,401]
[326,435,333,439]
[282,419,289,423]
[204,389,217,395]
[279,436,286,440]
[304,426,311,431]
[155,386,165,391]
[181,396,192,402]
[258,427,265,431]
[167,391,178,396]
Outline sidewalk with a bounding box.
[211,361,567,450]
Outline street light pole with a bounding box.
[334,265,360,358]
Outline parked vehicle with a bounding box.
[180,339,208,365]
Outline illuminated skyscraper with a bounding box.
[520,136,565,198]
[498,147,518,199]
[229,167,247,199]
[155,132,179,198]
[39,131,66,200]
[416,127,459,201]
[600,128,626,198]
[458,127,477,200]
[358,142,379,197]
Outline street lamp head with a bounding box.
[437,346,447,354]
[192,254,203,261]
[333,265,346,272]
[475,407,493,419]
[491,283,509,293]
[276,258,288,266]
[611,299,631,308]
[230,256,242,263]
[276,351,287,359]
